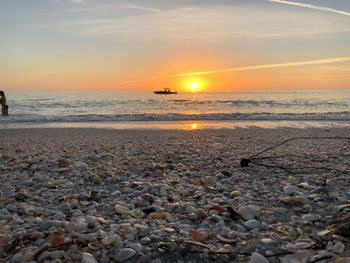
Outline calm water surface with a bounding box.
[1,90,350,128]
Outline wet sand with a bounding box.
[0,128,349,262]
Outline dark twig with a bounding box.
[240,136,350,169]
[248,136,350,160]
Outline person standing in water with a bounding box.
[0,91,9,116]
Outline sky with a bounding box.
[1,0,350,92]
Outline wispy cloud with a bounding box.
[117,57,350,84]
[268,0,350,17]
[173,57,350,77]
[118,5,161,13]
[62,5,350,41]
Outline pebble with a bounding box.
[82,252,98,263]
[284,185,302,195]
[1,129,349,263]
[302,214,318,223]
[237,206,255,220]
[280,195,310,205]
[244,219,260,229]
[115,248,137,262]
[249,252,269,263]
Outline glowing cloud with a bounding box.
[268,0,350,17]
[117,56,350,85]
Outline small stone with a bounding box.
[282,250,313,263]
[334,257,350,263]
[260,238,276,244]
[331,241,345,254]
[244,219,260,229]
[291,196,309,205]
[302,214,318,223]
[37,251,50,262]
[295,242,312,249]
[185,205,196,214]
[102,234,121,246]
[115,248,137,262]
[284,185,302,195]
[128,243,143,253]
[141,194,155,203]
[50,250,65,259]
[237,206,255,220]
[249,252,269,263]
[82,252,98,263]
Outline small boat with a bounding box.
[154,88,177,94]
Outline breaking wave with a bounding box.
[2,112,350,123]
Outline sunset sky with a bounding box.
[1,0,350,92]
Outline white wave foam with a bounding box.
[1,112,350,123]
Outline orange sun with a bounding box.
[182,78,206,92]
[189,82,200,92]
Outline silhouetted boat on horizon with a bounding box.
[154,88,177,94]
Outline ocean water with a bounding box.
[1,90,350,128]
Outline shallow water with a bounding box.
[1,90,350,128]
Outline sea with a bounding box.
[1,90,350,129]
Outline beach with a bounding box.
[0,127,349,262]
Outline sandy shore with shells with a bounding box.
[0,127,349,262]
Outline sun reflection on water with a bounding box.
[191,123,198,130]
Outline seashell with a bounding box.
[189,229,206,242]
[194,209,207,219]
[216,234,238,244]
[208,204,226,213]
[58,159,70,167]
[0,236,11,247]
[114,204,131,215]
[51,230,65,247]
[132,209,144,218]
[279,196,309,205]
[151,212,166,220]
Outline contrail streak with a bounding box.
[171,57,350,77]
[268,0,350,17]
[117,56,350,84]
[118,5,161,13]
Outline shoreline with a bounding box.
[1,120,350,130]
[0,127,349,262]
